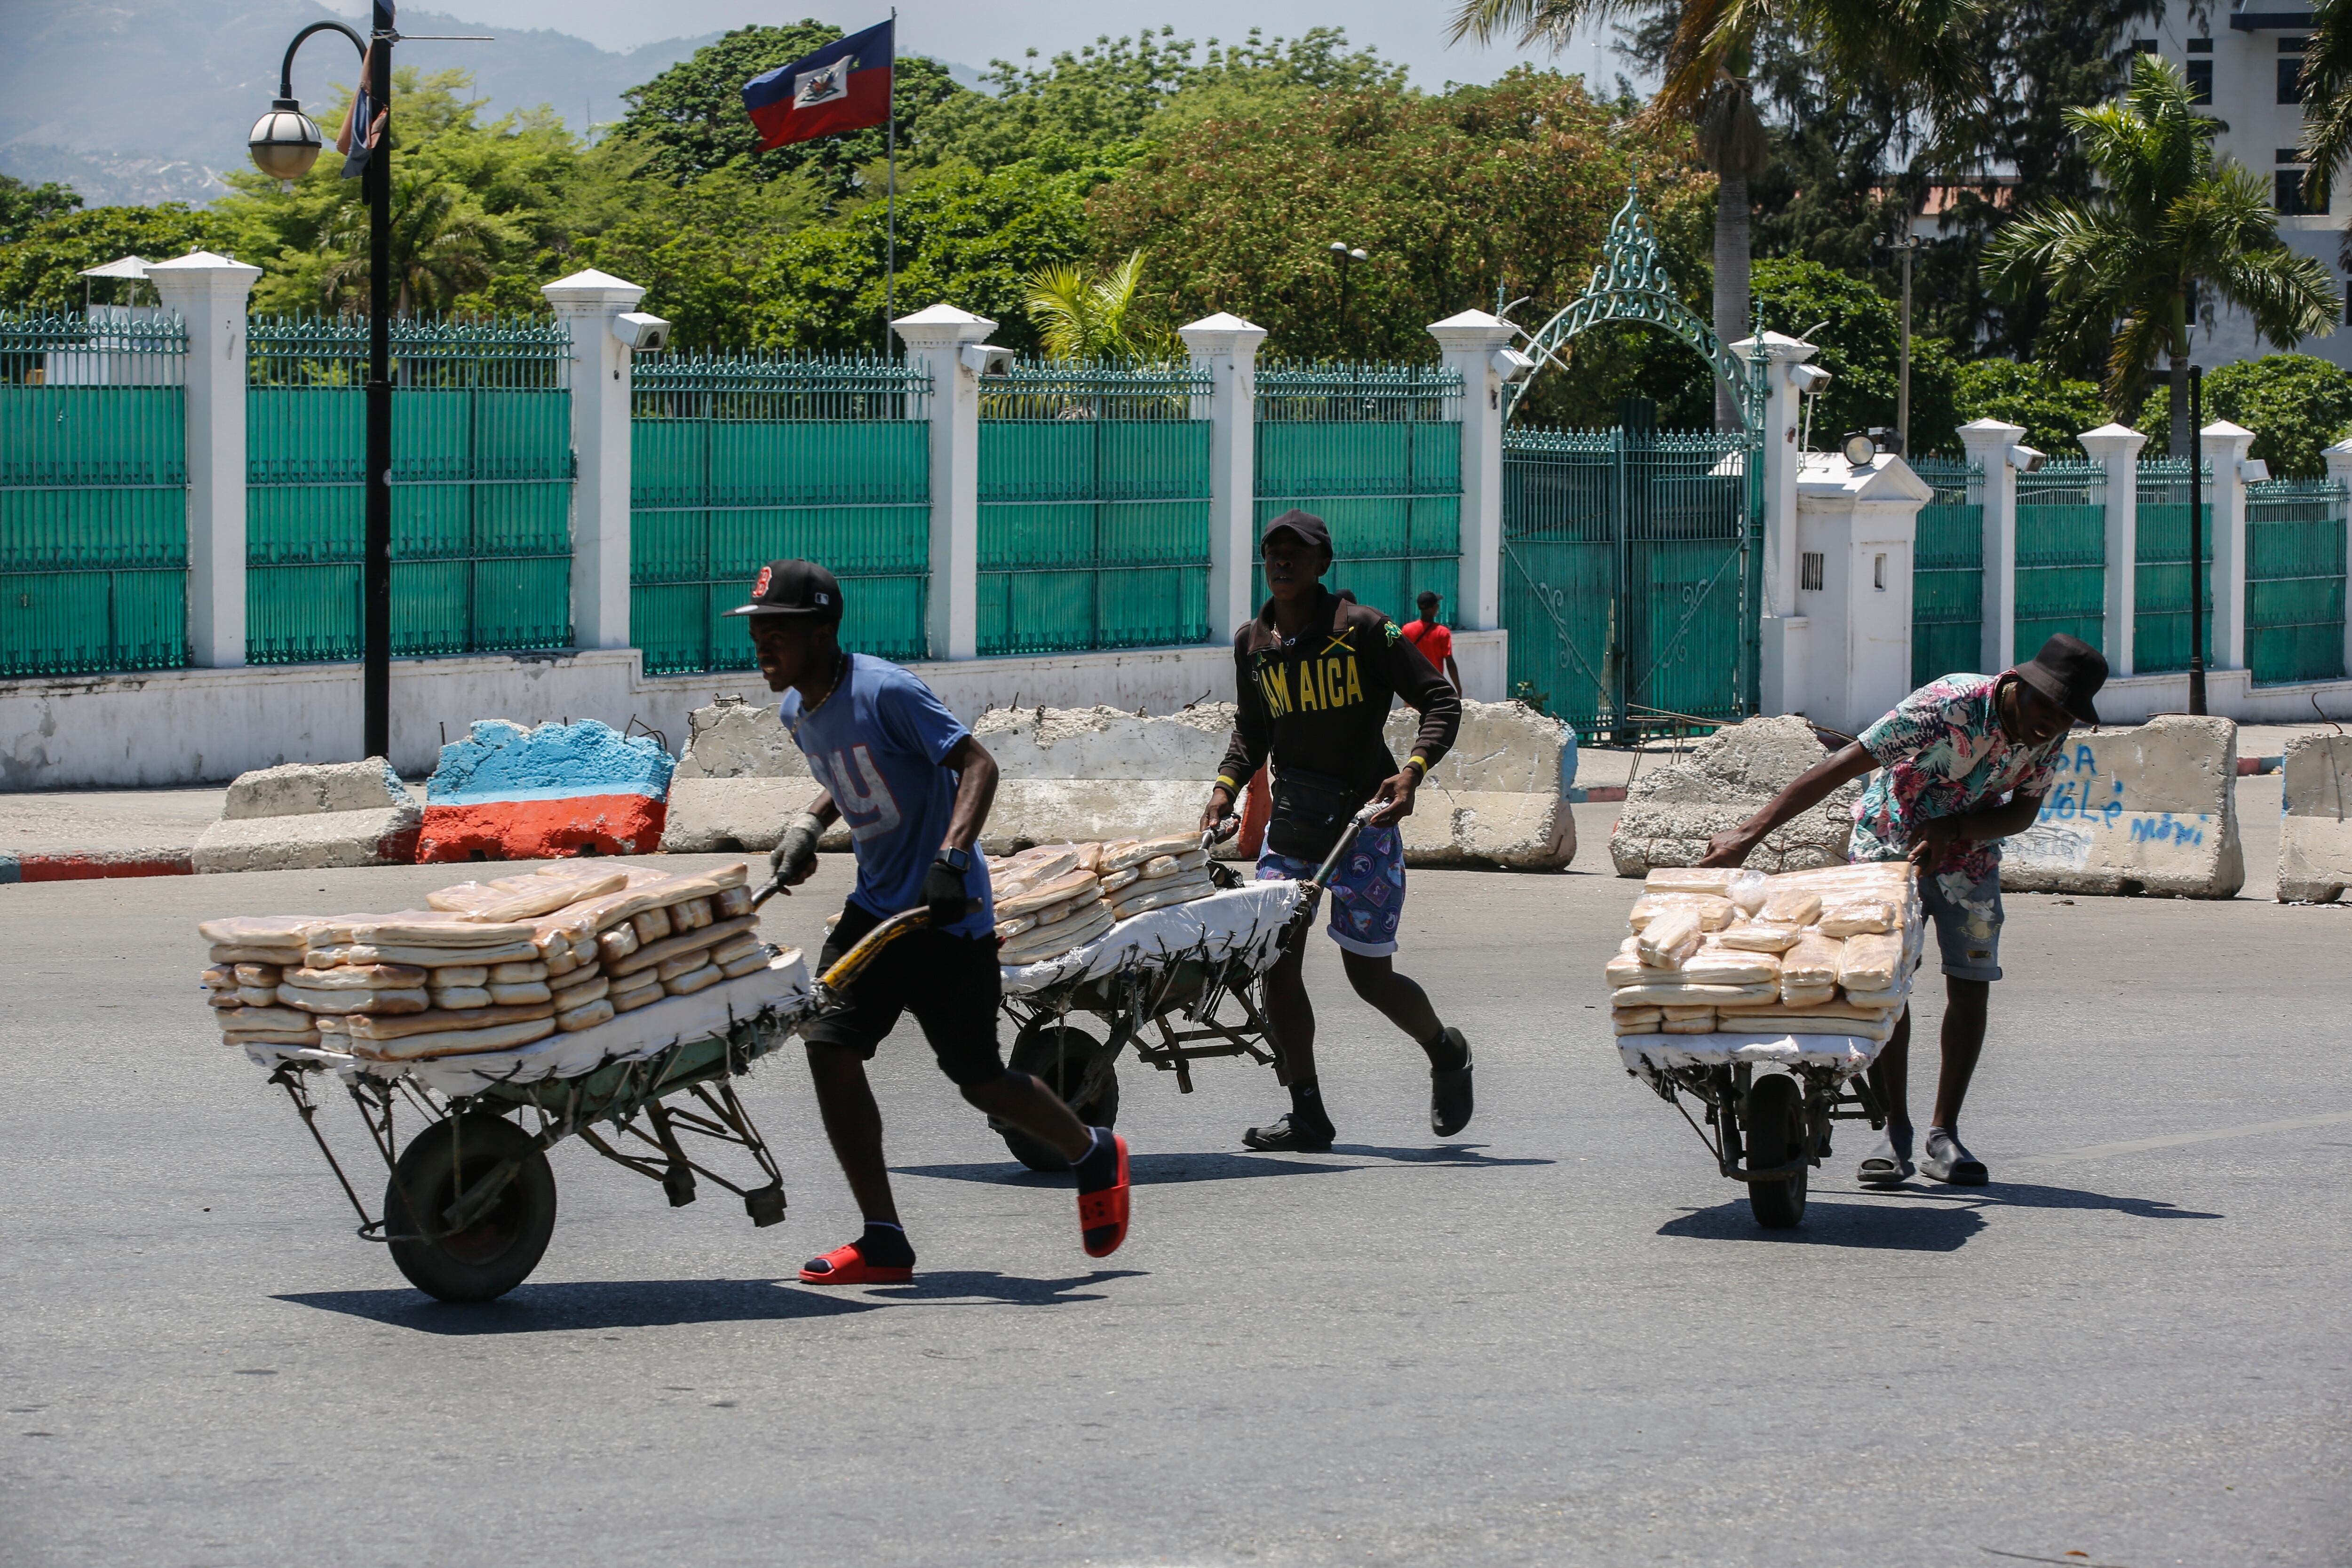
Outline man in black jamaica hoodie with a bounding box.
[1200,509,1472,1151]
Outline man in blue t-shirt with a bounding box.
[729,559,1130,1282]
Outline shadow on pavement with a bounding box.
[278,1277,891,1333]
[862,1268,1144,1304]
[1659,1199,1987,1251]
[898,1145,1553,1188]
[1845,1180,2224,1220]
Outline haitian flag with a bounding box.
[742,19,894,150]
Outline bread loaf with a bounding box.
[1820,900,1898,937]
[1607,980,1779,1006]
[286,963,429,991]
[598,924,641,963]
[1635,909,1704,968]
[488,980,553,1006]
[708,931,761,965]
[555,997,615,1032]
[998,871,1102,919]
[1713,922,1802,953]
[998,905,1112,963]
[425,865,629,922]
[346,1001,556,1040]
[607,915,761,978]
[994,915,1037,940]
[632,905,674,943]
[1837,932,1907,992]
[430,986,493,1011]
[487,959,548,984]
[234,963,285,986]
[196,916,314,950]
[715,885,755,919]
[348,1017,557,1061]
[1777,933,1845,989]
[217,1004,317,1033]
[1661,1015,1716,1034]
[1759,889,1822,925]
[1779,980,1837,1008]
[548,973,609,1007]
[665,963,723,995]
[717,949,769,978]
[1660,1004,1716,1022]
[235,984,280,1008]
[278,984,430,1015]
[1628,894,1735,932]
[1100,866,1142,894]
[612,985,661,1013]
[670,896,715,932]
[1643,868,1739,897]
[1681,950,1780,987]
[306,939,538,969]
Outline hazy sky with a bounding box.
[350,0,1634,90]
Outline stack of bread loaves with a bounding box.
[1605,861,1921,1041]
[200,861,770,1061]
[983,831,1219,966]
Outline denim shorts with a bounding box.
[1922,866,2004,983]
[1257,821,1407,957]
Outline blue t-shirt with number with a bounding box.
[778,653,994,939]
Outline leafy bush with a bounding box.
[2131,354,2352,478]
[1749,257,1960,454]
[1947,359,2107,457]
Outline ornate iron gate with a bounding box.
[1498,183,1764,740]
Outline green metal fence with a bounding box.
[1255,361,1462,625]
[1911,457,1985,685]
[977,361,1211,655]
[2244,477,2348,684]
[2132,458,2212,673]
[631,353,930,673]
[0,310,190,677]
[246,315,574,664]
[2014,459,2106,661]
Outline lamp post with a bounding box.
[249,3,484,762]
[2189,365,2207,716]
[1877,231,1922,456]
[1327,239,1367,351]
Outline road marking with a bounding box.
[2007,1110,2352,1167]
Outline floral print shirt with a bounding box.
[1849,673,2066,882]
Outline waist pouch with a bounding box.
[1267,767,1368,862]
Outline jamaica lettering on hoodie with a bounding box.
[1252,637,1367,719]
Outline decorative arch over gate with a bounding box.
[1502,179,1763,432]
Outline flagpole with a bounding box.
[885,6,897,356]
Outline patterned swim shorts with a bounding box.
[1256,822,1408,957]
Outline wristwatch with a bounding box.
[936,845,973,873]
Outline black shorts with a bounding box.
[801,899,1007,1088]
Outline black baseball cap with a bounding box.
[724,558,843,621]
[1261,508,1331,554]
[2014,633,2106,725]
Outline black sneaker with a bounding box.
[1430,1028,1473,1137]
[1243,1112,1334,1153]
[1921,1127,1987,1186]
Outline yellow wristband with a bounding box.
[1406,754,1429,779]
[1215,774,1240,793]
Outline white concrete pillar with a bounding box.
[541,268,647,652]
[1794,454,1931,734]
[2204,419,2256,671]
[1732,330,1819,713]
[1427,309,1518,632]
[893,304,998,661]
[145,250,261,669]
[1958,418,2026,675]
[2324,438,2352,680]
[2078,422,2146,677]
[1179,311,1267,640]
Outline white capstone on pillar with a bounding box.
[1427,309,1519,632]
[145,250,261,669]
[1179,311,1267,639]
[2326,438,2352,679]
[893,304,998,660]
[541,268,647,652]
[1732,330,1820,713]
[2077,422,2145,677]
[1958,418,2026,675]
[2203,419,2257,672]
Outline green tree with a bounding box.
[1449,0,1982,429]
[613,23,962,197]
[0,175,82,248]
[1984,55,2341,457]
[1025,249,1171,358]
[1947,359,2105,457]
[1086,70,1711,375]
[2293,0,2352,261]
[2129,353,2352,478]
[0,202,238,312]
[1745,256,1960,450]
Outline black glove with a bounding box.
[771,812,823,887]
[923,855,969,926]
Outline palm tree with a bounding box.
[1985,55,2340,456]
[318,166,519,317]
[1448,0,1980,430]
[1022,249,1170,359]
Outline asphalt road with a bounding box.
[2,853,2346,1567]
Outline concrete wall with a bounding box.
[2002,716,2244,897]
[1609,715,1859,875]
[2277,732,2352,903]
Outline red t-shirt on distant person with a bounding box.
[1402,619,1453,666]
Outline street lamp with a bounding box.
[1327,239,1367,349]
[250,3,485,762]
[1876,230,1922,457]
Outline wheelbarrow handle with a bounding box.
[814,898,988,995]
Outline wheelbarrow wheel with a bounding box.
[384,1113,557,1303]
[1743,1072,1808,1229]
[998,1022,1119,1173]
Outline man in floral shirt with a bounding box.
[1699,635,2109,1187]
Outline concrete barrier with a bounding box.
[1610,716,1856,876]
[418,720,673,862]
[2003,716,2243,897]
[2275,733,2352,902]
[659,694,1576,868]
[192,758,421,873]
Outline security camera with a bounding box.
[2006,443,2046,473]
[613,311,671,352]
[1788,363,1833,396]
[959,343,1014,377]
[1490,346,1535,384]
[2240,457,2272,482]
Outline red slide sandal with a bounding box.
[798,1242,913,1285]
[1077,1133,1131,1258]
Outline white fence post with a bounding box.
[1958,418,2026,674]
[1178,312,1266,642]
[2327,438,2352,680]
[2203,420,2256,672]
[146,250,261,669]
[1733,330,1819,713]
[1426,310,1516,633]
[894,304,997,661]
[2078,422,2145,677]
[542,268,647,652]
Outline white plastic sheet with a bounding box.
[999,883,1303,996]
[1614,1030,1885,1077]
